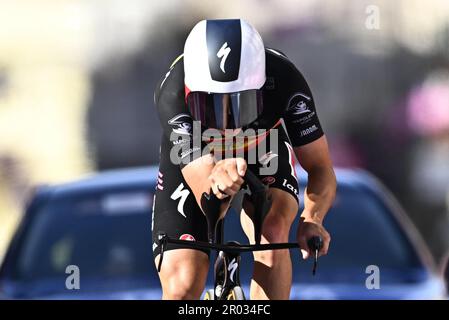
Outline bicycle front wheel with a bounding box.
[226,286,246,300]
[204,289,215,300]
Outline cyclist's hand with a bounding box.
[297,217,331,259]
[209,158,247,199]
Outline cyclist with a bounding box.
[152,19,336,300]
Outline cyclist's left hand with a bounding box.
[296,217,331,259]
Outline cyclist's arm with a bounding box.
[154,56,245,209]
[155,55,215,207]
[154,55,207,167]
[294,136,336,224]
[277,51,336,218]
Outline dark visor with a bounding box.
[187,90,263,130]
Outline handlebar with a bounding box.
[157,233,321,254]
[157,232,323,275]
[307,236,323,276]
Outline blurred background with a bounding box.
[1,0,449,267]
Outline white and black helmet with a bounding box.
[184,19,266,130]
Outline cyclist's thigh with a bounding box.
[152,156,210,294]
[152,154,210,259]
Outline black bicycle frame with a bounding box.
[213,242,242,299]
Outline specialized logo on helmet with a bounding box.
[168,113,192,135]
[205,19,241,82]
[217,42,231,73]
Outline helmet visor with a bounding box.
[186,90,263,130]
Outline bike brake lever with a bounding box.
[307,236,323,276]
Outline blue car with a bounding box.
[0,166,446,299]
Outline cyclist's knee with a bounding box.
[161,266,206,299]
[262,213,292,243]
[250,217,289,265]
[157,250,208,300]
[268,189,298,222]
[253,245,286,267]
[162,280,202,300]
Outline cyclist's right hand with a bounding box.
[209,158,247,199]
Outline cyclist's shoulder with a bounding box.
[155,53,184,100]
[265,47,307,82]
[161,53,185,82]
[169,53,184,70]
[265,47,296,69]
[265,47,290,60]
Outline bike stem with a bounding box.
[200,170,271,245]
[243,170,272,245]
[201,191,223,244]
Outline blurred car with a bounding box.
[441,252,449,293]
[0,166,446,299]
